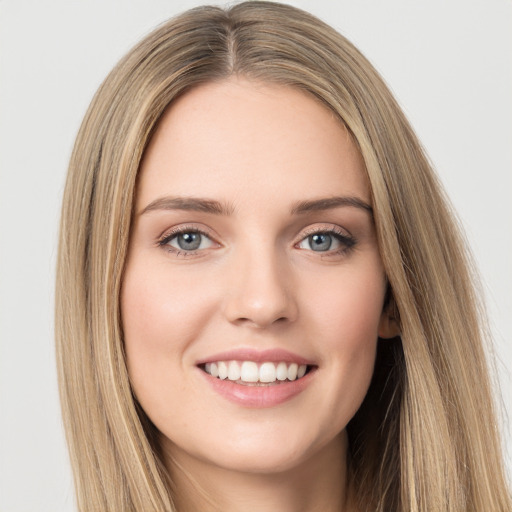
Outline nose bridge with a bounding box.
[223,236,297,328]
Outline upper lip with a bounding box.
[195,348,315,366]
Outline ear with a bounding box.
[378,291,400,339]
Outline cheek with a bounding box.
[122,259,216,353]
[307,262,386,344]
[121,266,168,410]
[120,260,203,403]
[304,263,386,412]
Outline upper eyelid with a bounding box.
[296,223,352,240]
[158,224,216,243]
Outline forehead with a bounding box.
[137,78,369,211]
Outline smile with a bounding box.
[196,349,317,407]
[202,360,310,385]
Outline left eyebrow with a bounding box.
[290,196,373,215]
[139,196,234,216]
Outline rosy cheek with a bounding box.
[123,261,178,333]
[122,265,167,368]
[121,259,218,366]
[309,270,385,336]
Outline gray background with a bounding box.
[1,0,510,510]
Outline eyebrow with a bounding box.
[140,195,373,216]
[290,196,373,215]
[140,196,234,216]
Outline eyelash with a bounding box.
[157,225,215,257]
[296,226,356,257]
[157,225,357,257]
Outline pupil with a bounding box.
[310,233,331,251]
[178,232,201,250]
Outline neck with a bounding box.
[163,432,354,512]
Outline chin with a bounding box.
[214,450,304,475]
[191,429,343,477]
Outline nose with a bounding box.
[223,244,298,329]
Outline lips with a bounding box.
[196,348,317,407]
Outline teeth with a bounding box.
[228,361,241,381]
[287,363,298,381]
[240,361,259,382]
[203,360,309,384]
[297,364,307,378]
[276,362,288,381]
[259,362,276,383]
[218,361,228,380]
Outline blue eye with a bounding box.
[174,232,202,250]
[306,233,334,251]
[161,230,215,252]
[298,230,355,253]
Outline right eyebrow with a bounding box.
[290,196,373,215]
[139,196,234,216]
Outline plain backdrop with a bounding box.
[1,0,510,510]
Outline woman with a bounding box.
[55,2,511,511]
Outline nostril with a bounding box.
[231,315,291,329]
[222,269,299,327]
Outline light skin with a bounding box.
[121,78,397,512]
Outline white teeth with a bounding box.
[287,363,298,380]
[228,361,241,381]
[240,361,259,382]
[203,360,311,383]
[276,362,288,381]
[259,362,276,383]
[218,361,228,380]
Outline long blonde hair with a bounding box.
[55,2,511,510]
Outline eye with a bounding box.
[300,233,336,252]
[297,229,356,253]
[159,228,216,253]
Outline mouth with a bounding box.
[199,360,316,386]
[196,349,317,407]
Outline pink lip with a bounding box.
[195,348,314,366]
[198,367,316,408]
[195,348,317,408]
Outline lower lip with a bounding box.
[199,368,315,408]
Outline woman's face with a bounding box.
[122,78,394,476]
